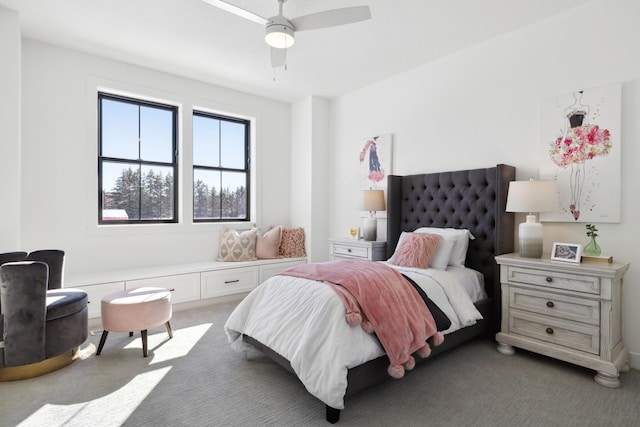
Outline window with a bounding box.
[193,111,250,222]
[98,93,178,224]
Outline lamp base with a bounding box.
[518,215,543,258]
[363,217,377,241]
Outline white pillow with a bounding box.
[414,227,475,266]
[413,230,455,270]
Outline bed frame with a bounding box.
[244,164,515,423]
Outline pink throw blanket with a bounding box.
[280,259,443,378]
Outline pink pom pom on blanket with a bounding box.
[403,355,416,371]
[345,311,362,326]
[388,364,405,379]
[417,344,431,358]
[361,320,374,334]
[431,331,444,346]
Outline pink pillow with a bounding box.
[387,232,443,269]
[279,227,306,258]
[256,226,282,259]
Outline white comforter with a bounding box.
[224,265,483,409]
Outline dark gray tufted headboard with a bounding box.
[386,164,515,327]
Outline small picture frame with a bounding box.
[348,227,360,240]
[551,242,582,263]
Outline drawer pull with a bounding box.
[546,327,554,335]
[545,277,553,283]
[347,249,352,253]
[224,279,240,284]
[546,301,554,308]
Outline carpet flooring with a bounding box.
[1,300,639,426]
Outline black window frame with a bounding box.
[192,110,251,223]
[98,92,179,225]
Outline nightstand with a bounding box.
[329,238,387,261]
[495,253,630,388]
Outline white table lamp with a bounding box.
[359,190,386,241]
[506,179,559,258]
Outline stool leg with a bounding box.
[96,330,109,355]
[165,321,173,339]
[141,330,148,357]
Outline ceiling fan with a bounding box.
[202,0,372,68]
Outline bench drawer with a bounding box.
[201,267,258,299]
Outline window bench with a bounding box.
[65,257,307,326]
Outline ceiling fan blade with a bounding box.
[202,0,269,25]
[291,6,371,31]
[270,47,287,68]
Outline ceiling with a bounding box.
[0,0,591,103]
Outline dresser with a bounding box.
[329,238,387,261]
[495,253,630,388]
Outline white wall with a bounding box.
[18,40,292,276]
[0,7,21,251]
[329,0,640,367]
[290,96,330,262]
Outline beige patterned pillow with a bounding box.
[279,227,306,258]
[217,227,258,262]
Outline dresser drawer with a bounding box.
[509,309,599,355]
[127,273,200,304]
[332,243,369,259]
[510,287,599,326]
[507,266,600,295]
[201,267,258,299]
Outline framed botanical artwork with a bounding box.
[539,84,621,223]
[551,242,582,263]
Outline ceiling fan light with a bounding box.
[265,23,295,49]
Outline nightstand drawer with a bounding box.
[332,243,369,259]
[507,266,600,295]
[509,309,599,355]
[510,287,600,326]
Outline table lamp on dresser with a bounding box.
[359,189,386,241]
[506,178,558,258]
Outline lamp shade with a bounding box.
[506,180,559,213]
[359,189,386,212]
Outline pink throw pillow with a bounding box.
[279,227,306,258]
[387,232,443,269]
[256,226,282,259]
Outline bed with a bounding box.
[225,164,515,423]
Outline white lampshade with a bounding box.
[506,179,559,258]
[359,190,386,241]
[506,180,559,214]
[359,189,386,212]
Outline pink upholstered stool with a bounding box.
[96,287,173,357]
